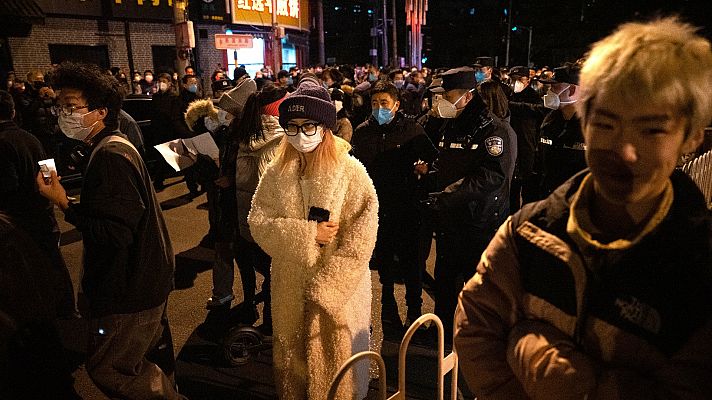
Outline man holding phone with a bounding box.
[35,62,184,399]
[0,89,76,318]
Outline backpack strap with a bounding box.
[88,134,140,166]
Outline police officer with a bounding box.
[508,65,547,210]
[537,64,587,197]
[422,66,517,343]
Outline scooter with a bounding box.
[222,324,273,366]
[218,289,273,366]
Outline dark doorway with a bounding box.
[0,37,13,79]
[152,45,176,74]
[48,44,110,69]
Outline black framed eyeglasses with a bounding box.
[51,104,90,117]
[286,122,321,137]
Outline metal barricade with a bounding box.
[681,149,712,210]
[328,313,459,400]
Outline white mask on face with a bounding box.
[513,80,525,93]
[287,127,323,153]
[204,109,231,133]
[543,84,572,110]
[58,110,99,141]
[436,91,469,119]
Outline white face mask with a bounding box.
[513,80,525,93]
[58,110,99,141]
[543,84,572,110]
[158,82,169,92]
[436,91,470,119]
[205,109,231,132]
[287,127,323,153]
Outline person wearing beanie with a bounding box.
[186,79,259,325]
[203,82,289,334]
[216,78,258,120]
[248,80,378,399]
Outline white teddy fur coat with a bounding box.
[248,138,378,400]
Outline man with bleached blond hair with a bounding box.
[455,17,712,399]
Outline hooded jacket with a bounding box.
[248,137,378,399]
[235,114,284,242]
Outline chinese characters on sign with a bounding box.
[111,0,174,20]
[215,34,254,49]
[236,0,298,18]
[114,0,174,5]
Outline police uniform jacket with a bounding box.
[539,109,587,195]
[429,99,517,235]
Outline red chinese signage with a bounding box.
[215,34,254,50]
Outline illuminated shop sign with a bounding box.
[231,0,309,31]
[189,0,228,23]
[111,0,174,21]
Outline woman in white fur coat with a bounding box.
[248,80,378,400]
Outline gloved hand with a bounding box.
[506,319,596,400]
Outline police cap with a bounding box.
[430,66,476,93]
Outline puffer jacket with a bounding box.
[235,114,284,242]
[454,169,712,399]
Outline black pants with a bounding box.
[234,236,272,324]
[375,214,422,311]
[433,229,488,342]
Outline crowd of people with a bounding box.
[1,16,710,400]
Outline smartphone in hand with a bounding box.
[38,158,56,183]
[308,206,330,223]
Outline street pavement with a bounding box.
[58,177,474,399]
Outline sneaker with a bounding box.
[381,303,404,341]
[206,294,234,309]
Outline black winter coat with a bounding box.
[64,129,174,317]
[352,112,438,217]
[0,121,58,241]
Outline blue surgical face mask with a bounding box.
[187,84,198,93]
[393,80,405,89]
[372,104,397,125]
[368,73,377,82]
[286,77,294,86]
[475,71,486,83]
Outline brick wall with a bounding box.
[194,24,225,95]
[8,17,175,78]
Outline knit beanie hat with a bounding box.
[279,80,337,130]
[297,72,321,88]
[217,78,257,117]
[259,83,288,116]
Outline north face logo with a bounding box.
[288,104,305,112]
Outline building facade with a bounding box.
[0,0,310,85]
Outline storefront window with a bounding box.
[227,37,265,79]
[281,38,296,71]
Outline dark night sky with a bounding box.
[317,0,711,68]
